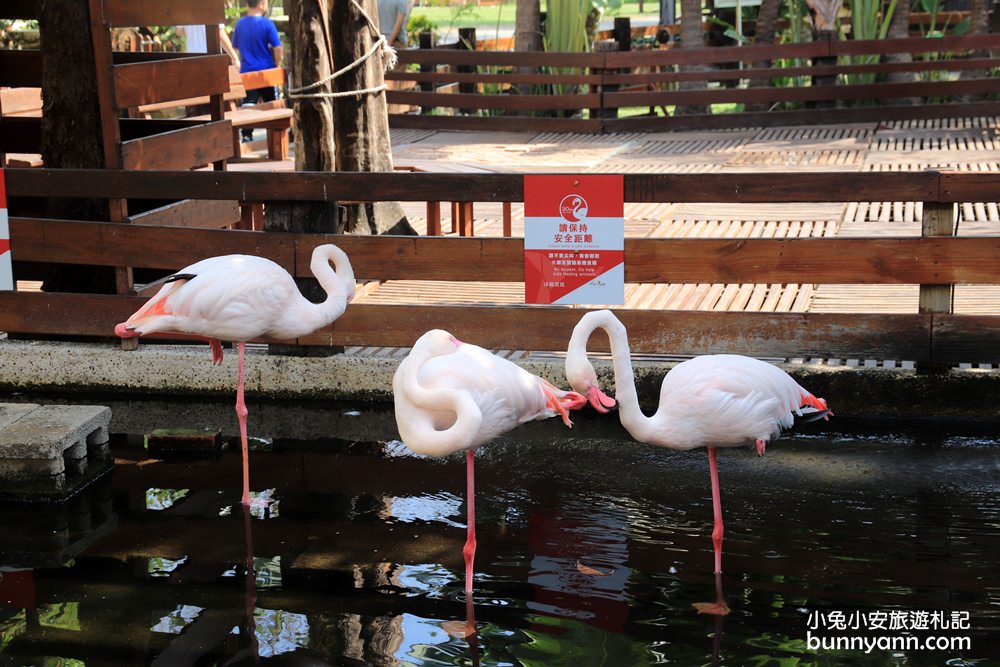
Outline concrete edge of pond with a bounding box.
[2,339,999,423]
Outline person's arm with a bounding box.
[271,44,284,68]
[219,25,239,67]
[387,11,406,47]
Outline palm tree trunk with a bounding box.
[676,0,708,115]
[515,0,543,96]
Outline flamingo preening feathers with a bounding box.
[565,309,831,615]
[392,329,587,597]
[115,244,356,506]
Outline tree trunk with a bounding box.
[285,0,340,234]
[515,0,543,96]
[959,0,991,93]
[330,0,415,235]
[37,0,115,294]
[885,0,915,92]
[676,0,708,115]
[746,0,780,111]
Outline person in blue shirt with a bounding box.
[232,0,283,141]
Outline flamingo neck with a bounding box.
[297,244,356,334]
[568,310,660,444]
[395,334,483,457]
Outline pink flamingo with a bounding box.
[115,244,356,506]
[565,310,830,615]
[392,329,587,603]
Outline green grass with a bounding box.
[407,0,662,43]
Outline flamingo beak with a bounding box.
[114,322,138,338]
[587,385,616,413]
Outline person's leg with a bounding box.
[241,88,265,141]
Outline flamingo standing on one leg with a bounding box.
[565,310,831,615]
[392,329,587,603]
[115,244,356,507]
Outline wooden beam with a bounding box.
[125,200,242,229]
[14,219,1000,285]
[120,120,234,170]
[113,55,231,110]
[0,292,937,361]
[0,50,42,87]
[5,169,958,204]
[102,0,224,28]
[932,315,1000,365]
[0,0,39,19]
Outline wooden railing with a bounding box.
[387,34,1000,133]
[3,168,1000,366]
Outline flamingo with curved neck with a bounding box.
[393,329,586,601]
[115,244,356,506]
[566,310,830,614]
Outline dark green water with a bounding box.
[1,398,998,666]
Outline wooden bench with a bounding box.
[0,87,44,167]
[134,66,292,160]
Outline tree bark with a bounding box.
[746,0,780,111]
[676,0,708,115]
[885,0,915,93]
[959,0,991,93]
[330,0,415,235]
[37,0,115,294]
[515,0,543,96]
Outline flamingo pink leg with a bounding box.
[236,342,251,506]
[708,446,724,574]
[463,449,477,597]
[693,447,732,615]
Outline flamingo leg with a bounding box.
[241,503,259,660]
[693,448,731,615]
[236,342,251,506]
[463,449,477,597]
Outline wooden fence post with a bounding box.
[419,30,435,115]
[919,201,955,369]
[458,27,476,115]
[593,17,630,122]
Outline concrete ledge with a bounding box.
[1,339,1000,422]
[0,400,112,498]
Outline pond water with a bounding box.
[1,396,999,666]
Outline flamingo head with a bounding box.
[565,355,616,414]
[413,329,463,356]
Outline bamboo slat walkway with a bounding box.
[384,117,1000,323]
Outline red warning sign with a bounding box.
[524,175,624,305]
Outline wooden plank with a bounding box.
[15,219,1000,285]
[603,102,1000,133]
[0,88,42,116]
[0,117,40,153]
[0,50,42,87]
[103,0,224,28]
[119,118,211,140]
[113,55,230,109]
[0,0,38,19]
[0,293,953,362]
[604,77,1000,108]
[387,71,602,86]
[304,304,935,361]
[388,113,602,134]
[8,218,295,271]
[124,199,241,229]
[940,172,1000,203]
[240,67,286,90]
[6,169,954,204]
[918,202,955,315]
[120,120,234,170]
[602,57,1000,86]
[387,91,600,111]
[932,315,1000,365]
[396,49,605,68]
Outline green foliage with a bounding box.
[407,13,439,44]
[841,0,897,85]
